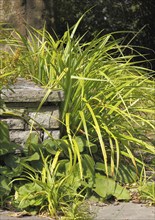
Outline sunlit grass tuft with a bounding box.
[1,20,155,178]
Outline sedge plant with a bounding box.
[1,17,155,184]
[12,145,88,219]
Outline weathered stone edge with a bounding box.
[1,89,64,103]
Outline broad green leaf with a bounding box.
[85,141,97,153]
[17,182,42,196]
[0,166,12,177]
[0,175,11,197]
[16,182,43,209]
[75,136,85,152]
[23,152,40,162]
[56,159,70,174]
[25,133,39,146]
[58,139,70,157]
[0,165,22,178]
[94,173,131,200]
[2,154,23,177]
[95,162,106,172]
[43,139,58,155]
[4,154,20,168]
[0,142,18,155]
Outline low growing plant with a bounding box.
[0,121,41,207]
[136,168,155,205]
[0,121,20,206]
[138,181,155,205]
[12,133,130,218]
[13,151,83,218]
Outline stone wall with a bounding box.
[0,78,64,145]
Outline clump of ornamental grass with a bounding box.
[0,17,155,179]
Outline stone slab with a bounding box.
[47,90,64,102]
[9,131,41,145]
[1,89,64,103]
[90,202,155,220]
[28,107,60,129]
[1,88,47,103]
[44,130,60,140]
[9,130,60,145]
[1,78,64,103]
[1,118,25,130]
[0,108,26,117]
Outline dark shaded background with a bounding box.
[1,0,155,69]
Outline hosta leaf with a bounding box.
[25,133,39,146]
[29,197,44,206]
[56,159,70,175]
[0,166,12,176]
[43,139,58,154]
[0,143,18,155]
[4,154,20,168]
[0,175,11,197]
[95,162,107,172]
[23,152,40,162]
[85,141,98,153]
[0,142,22,180]
[75,136,85,152]
[94,173,131,200]
[16,182,43,209]
[65,166,82,190]
[59,139,70,157]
